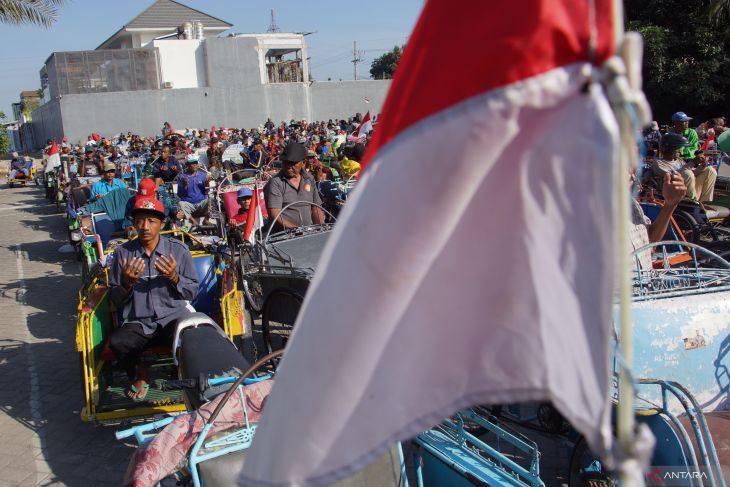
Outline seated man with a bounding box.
[90,162,127,200]
[229,187,253,227]
[9,152,29,179]
[123,178,182,237]
[152,145,181,185]
[177,158,209,226]
[228,188,254,245]
[651,133,698,200]
[108,197,199,400]
[79,147,101,177]
[264,142,325,229]
[690,150,717,204]
[630,169,687,270]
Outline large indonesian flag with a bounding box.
[241,0,618,485]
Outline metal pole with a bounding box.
[353,41,358,80]
[611,1,639,485]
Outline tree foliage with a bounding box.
[0,112,10,154]
[626,0,730,123]
[0,0,64,28]
[370,45,404,80]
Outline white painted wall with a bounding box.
[153,39,207,89]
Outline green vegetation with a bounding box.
[370,45,404,80]
[0,0,65,28]
[0,111,10,154]
[626,0,730,122]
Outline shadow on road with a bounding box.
[0,187,133,486]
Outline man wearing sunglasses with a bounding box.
[264,142,325,230]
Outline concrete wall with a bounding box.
[154,39,206,88]
[311,80,390,121]
[30,78,390,146]
[204,37,262,88]
[29,99,63,148]
[28,36,392,147]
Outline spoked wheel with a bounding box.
[672,210,700,244]
[241,274,265,313]
[261,288,303,354]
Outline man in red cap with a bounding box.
[123,178,182,237]
[108,197,199,401]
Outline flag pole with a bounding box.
[612,0,639,482]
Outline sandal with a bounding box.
[127,383,150,402]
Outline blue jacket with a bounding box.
[90,178,127,200]
[177,170,207,204]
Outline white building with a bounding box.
[30,0,389,146]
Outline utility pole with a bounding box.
[352,41,363,80]
[267,9,280,33]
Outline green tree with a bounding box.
[20,96,39,120]
[626,0,730,123]
[0,0,65,28]
[0,111,10,154]
[369,45,404,80]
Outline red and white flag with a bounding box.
[241,0,618,485]
[243,185,264,244]
[45,140,61,173]
[352,111,372,138]
[701,130,715,151]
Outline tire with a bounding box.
[672,210,700,244]
[261,289,303,354]
[569,436,616,487]
[242,275,264,313]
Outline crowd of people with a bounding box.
[38,113,374,234]
[632,111,729,268]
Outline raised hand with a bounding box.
[155,255,179,285]
[121,256,145,289]
[662,172,687,207]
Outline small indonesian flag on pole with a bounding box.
[243,184,264,244]
[45,140,61,173]
[701,131,715,151]
[353,111,372,138]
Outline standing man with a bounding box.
[264,142,325,229]
[90,162,127,200]
[670,112,700,161]
[152,145,181,184]
[177,158,210,225]
[108,197,198,400]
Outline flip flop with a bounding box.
[127,383,150,402]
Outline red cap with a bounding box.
[132,197,165,219]
[137,178,156,197]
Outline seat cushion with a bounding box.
[705,204,730,219]
[191,255,219,315]
[177,326,249,403]
[197,447,406,487]
[197,448,247,487]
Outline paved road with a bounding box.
[0,183,574,487]
[0,184,133,487]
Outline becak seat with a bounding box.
[221,187,268,224]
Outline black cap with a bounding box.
[280,142,307,163]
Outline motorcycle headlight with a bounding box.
[70,230,84,242]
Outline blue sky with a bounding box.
[0,0,423,118]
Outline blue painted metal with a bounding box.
[414,408,543,487]
[626,291,730,415]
